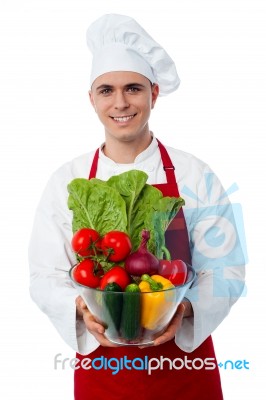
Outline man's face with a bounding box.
[89,71,159,144]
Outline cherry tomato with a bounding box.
[71,228,101,257]
[158,259,188,285]
[100,266,131,291]
[101,231,132,262]
[73,259,103,288]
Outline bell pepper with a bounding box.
[139,274,175,330]
[158,246,188,285]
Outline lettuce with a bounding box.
[67,170,185,258]
[67,178,127,235]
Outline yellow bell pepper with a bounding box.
[139,274,175,330]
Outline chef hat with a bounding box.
[86,14,180,96]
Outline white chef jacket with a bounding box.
[28,136,246,355]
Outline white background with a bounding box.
[0,0,265,399]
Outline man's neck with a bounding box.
[103,133,153,164]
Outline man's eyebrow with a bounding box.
[95,83,146,91]
[95,84,113,91]
[125,83,145,88]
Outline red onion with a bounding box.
[125,230,159,276]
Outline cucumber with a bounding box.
[103,282,123,337]
[120,283,141,340]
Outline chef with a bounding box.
[29,14,246,399]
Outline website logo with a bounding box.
[54,353,250,375]
[182,173,248,299]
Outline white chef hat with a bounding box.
[86,14,180,96]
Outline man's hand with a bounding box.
[152,302,187,347]
[76,296,119,347]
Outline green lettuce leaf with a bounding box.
[105,170,185,257]
[67,178,127,235]
[106,170,148,237]
[144,195,185,257]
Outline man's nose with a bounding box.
[114,91,129,109]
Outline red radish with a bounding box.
[125,230,159,276]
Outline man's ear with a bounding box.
[151,84,159,109]
[89,90,97,112]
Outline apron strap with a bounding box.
[88,148,99,179]
[156,139,177,187]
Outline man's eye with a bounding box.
[99,89,112,95]
[127,87,140,92]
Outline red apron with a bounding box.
[74,140,223,399]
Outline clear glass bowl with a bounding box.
[69,264,196,346]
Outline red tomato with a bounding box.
[100,266,131,291]
[73,259,103,288]
[71,228,101,257]
[158,259,188,285]
[101,231,132,262]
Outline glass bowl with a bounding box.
[69,264,196,346]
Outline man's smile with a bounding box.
[111,114,137,122]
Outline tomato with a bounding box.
[100,266,131,291]
[71,228,101,257]
[73,259,103,288]
[158,259,188,285]
[101,231,132,262]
